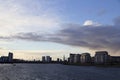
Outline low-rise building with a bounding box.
[69,53,75,63]
[0,56,8,62]
[94,51,109,64]
[42,56,46,62]
[46,56,52,62]
[0,52,13,63]
[42,56,52,62]
[81,53,91,63]
[74,54,81,63]
[111,56,120,63]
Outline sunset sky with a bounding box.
[0,0,120,60]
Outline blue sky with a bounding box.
[0,0,120,60]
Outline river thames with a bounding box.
[0,64,120,80]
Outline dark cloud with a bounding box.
[51,17,120,55]
[13,32,47,41]
[0,36,12,40]
[55,25,120,51]
[0,17,120,55]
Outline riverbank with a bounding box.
[62,62,120,68]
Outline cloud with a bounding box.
[83,20,101,26]
[13,32,47,41]
[0,0,61,35]
[0,17,120,55]
[56,25,120,50]
[52,18,120,55]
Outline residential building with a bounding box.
[69,53,75,63]
[0,52,13,62]
[74,54,81,63]
[46,56,52,62]
[94,51,109,64]
[0,56,8,62]
[42,56,46,62]
[81,53,91,63]
[111,56,120,63]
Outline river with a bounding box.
[0,64,120,80]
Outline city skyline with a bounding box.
[0,0,120,60]
[0,50,120,65]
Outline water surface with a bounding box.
[0,64,120,80]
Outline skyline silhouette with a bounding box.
[0,50,120,66]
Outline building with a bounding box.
[0,52,13,63]
[42,56,52,62]
[68,57,70,63]
[46,56,52,62]
[69,53,75,63]
[111,56,120,63]
[0,56,8,62]
[42,56,46,62]
[81,53,91,63]
[57,58,60,62]
[74,54,81,63]
[8,52,13,62]
[94,51,109,64]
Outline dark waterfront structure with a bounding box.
[81,53,91,63]
[8,52,13,62]
[46,56,52,62]
[0,52,13,63]
[111,56,120,64]
[0,56,8,62]
[94,51,110,64]
[0,51,120,66]
[41,56,52,63]
[74,54,81,63]
[67,51,120,66]
[42,56,46,62]
[69,53,82,63]
[69,53,75,63]
[68,53,91,64]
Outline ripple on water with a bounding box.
[0,64,120,80]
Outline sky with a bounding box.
[0,0,120,60]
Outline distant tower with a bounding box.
[8,52,13,62]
